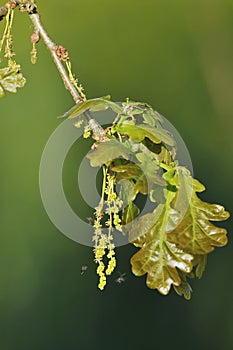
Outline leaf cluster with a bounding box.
[65,97,230,299]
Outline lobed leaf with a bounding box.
[168,183,230,255]
[116,123,174,146]
[130,197,193,296]
[131,205,193,295]
[86,139,135,167]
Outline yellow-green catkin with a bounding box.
[83,125,91,138]
[106,244,116,275]
[0,7,24,77]
[93,168,123,290]
[66,60,86,101]
[0,7,16,65]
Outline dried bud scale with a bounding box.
[55,45,69,61]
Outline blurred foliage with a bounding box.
[0,65,26,96]
[0,0,233,349]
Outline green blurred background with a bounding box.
[0,0,233,349]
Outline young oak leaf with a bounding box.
[117,180,140,234]
[112,147,166,198]
[142,109,163,126]
[86,139,136,167]
[167,179,230,255]
[121,100,163,125]
[130,223,193,296]
[59,96,123,119]
[115,123,174,147]
[112,158,164,198]
[112,163,148,195]
[130,201,193,296]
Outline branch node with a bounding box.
[7,1,17,9]
[19,1,37,14]
[55,45,69,62]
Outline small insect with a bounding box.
[115,272,126,284]
[81,265,88,275]
[86,217,94,225]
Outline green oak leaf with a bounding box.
[60,96,110,118]
[0,66,26,97]
[122,100,152,107]
[122,101,163,123]
[112,152,165,198]
[117,180,140,234]
[156,143,176,164]
[142,109,163,126]
[163,168,177,186]
[103,99,124,114]
[136,152,165,187]
[129,206,165,244]
[129,191,182,243]
[139,124,174,146]
[115,123,174,146]
[130,205,193,295]
[86,139,135,167]
[164,166,193,215]
[60,96,123,119]
[122,100,151,112]
[123,105,144,115]
[130,190,193,296]
[167,178,230,255]
[112,163,148,195]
